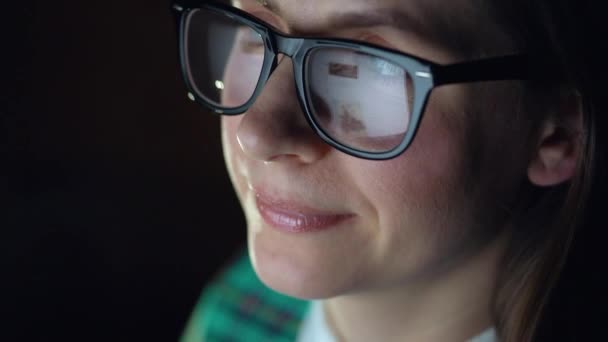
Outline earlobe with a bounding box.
[527,91,583,187]
[527,129,579,186]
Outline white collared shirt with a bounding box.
[297,301,498,342]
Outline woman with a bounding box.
[175,0,606,340]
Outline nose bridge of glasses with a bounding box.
[273,33,304,58]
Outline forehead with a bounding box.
[256,0,476,22]
[235,0,517,60]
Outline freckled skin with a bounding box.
[219,0,535,339]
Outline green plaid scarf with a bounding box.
[181,250,310,342]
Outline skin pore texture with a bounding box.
[219,0,581,341]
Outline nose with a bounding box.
[235,58,330,163]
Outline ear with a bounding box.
[527,90,583,187]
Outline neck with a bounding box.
[323,234,507,342]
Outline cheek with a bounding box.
[352,83,530,283]
[359,98,470,222]
[344,96,479,281]
[221,115,240,149]
[221,116,247,194]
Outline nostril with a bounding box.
[236,124,300,162]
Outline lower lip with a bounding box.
[255,196,354,233]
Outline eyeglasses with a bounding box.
[172,0,540,160]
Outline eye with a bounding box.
[354,33,406,76]
[371,58,405,76]
[236,28,265,54]
[356,54,404,77]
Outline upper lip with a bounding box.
[253,187,355,217]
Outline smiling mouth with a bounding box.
[254,191,355,233]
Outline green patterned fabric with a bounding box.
[181,250,310,342]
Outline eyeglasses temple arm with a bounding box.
[430,55,554,86]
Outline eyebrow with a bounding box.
[265,1,424,31]
[332,9,427,34]
[256,0,486,58]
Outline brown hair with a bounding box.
[488,0,606,340]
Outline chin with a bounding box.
[247,224,363,300]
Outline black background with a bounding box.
[4,1,608,341]
[2,1,245,340]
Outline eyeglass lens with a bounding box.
[306,48,414,152]
[184,7,415,153]
[185,8,265,108]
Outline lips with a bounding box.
[254,190,355,233]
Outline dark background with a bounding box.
[2,1,245,340]
[4,1,608,341]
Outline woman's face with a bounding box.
[221,0,533,298]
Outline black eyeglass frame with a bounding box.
[172,0,542,160]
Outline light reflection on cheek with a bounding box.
[221,28,265,107]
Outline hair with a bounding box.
[485,0,606,341]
